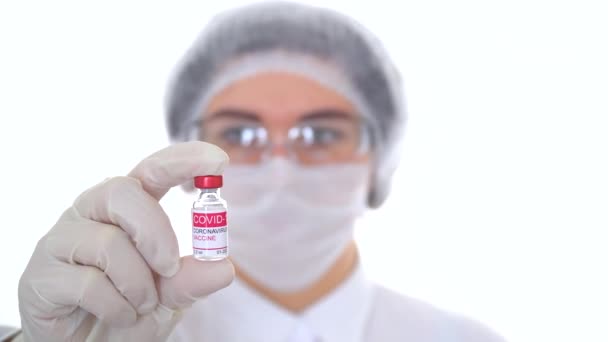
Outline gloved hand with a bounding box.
[17,142,234,342]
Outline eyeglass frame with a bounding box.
[182,108,377,164]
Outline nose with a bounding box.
[266,130,291,158]
[268,144,290,158]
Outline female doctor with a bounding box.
[14,2,506,341]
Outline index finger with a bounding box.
[128,141,229,200]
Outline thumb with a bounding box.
[128,141,229,201]
[158,256,235,309]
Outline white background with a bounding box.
[1,1,607,341]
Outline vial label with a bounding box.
[192,209,228,258]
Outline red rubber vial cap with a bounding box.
[194,175,223,189]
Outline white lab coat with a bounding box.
[169,264,506,342]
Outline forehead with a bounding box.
[204,72,358,125]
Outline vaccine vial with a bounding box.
[192,175,228,261]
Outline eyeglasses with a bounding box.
[187,112,371,165]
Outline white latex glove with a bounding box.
[17,142,234,342]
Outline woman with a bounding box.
[15,2,505,341]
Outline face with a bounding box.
[200,72,371,165]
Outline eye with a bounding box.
[301,126,345,146]
[218,126,269,147]
[220,126,257,146]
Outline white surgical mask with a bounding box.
[221,158,369,292]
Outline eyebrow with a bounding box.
[206,108,261,122]
[205,107,355,123]
[300,109,356,121]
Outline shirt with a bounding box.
[169,264,506,342]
